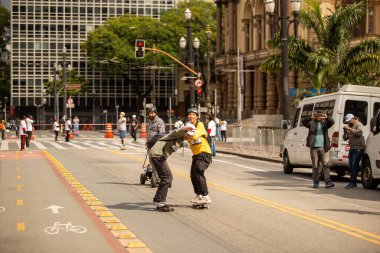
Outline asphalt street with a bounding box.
[0,131,379,253]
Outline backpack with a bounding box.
[195,120,212,147]
[146,134,165,150]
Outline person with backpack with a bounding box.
[184,107,212,205]
[148,127,187,207]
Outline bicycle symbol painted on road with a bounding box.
[0,207,5,212]
[44,222,87,235]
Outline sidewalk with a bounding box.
[215,141,283,163]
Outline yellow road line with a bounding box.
[41,150,151,252]
[17,223,25,232]
[16,175,21,179]
[16,199,24,206]
[113,151,380,246]
[16,185,22,191]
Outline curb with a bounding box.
[217,149,283,164]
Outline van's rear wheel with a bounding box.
[361,158,379,189]
[336,168,346,177]
[283,151,293,174]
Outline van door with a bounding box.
[284,107,301,165]
[296,103,314,165]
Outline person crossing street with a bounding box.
[25,115,34,148]
[65,117,72,142]
[130,115,139,143]
[118,112,127,150]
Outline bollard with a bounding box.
[139,123,147,138]
[104,123,114,138]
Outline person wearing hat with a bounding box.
[343,113,366,189]
[118,112,127,150]
[147,107,166,143]
[130,114,139,143]
[302,111,335,189]
[184,107,213,204]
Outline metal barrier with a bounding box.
[232,126,286,159]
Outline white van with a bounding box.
[282,85,380,177]
[361,113,380,189]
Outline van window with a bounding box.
[314,100,335,117]
[373,102,380,117]
[301,103,314,122]
[344,100,368,125]
[292,108,301,128]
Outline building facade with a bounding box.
[10,0,178,124]
[214,0,380,127]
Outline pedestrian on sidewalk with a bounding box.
[25,115,34,148]
[19,115,27,151]
[130,115,139,143]
[220,119,227,142]
[0,120,5,140]
[343,113,366,189]
[118,112,127,150]
[65,117,72,142]
[184,107,212,205]
[302,111,335,189]
[207,115,217,157]
[215,117,222,142]
[148,127,187,206]
[73,116,80,135]
[53,118,60,142]
[15,118,20,138]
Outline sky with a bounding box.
[1,0,9,9]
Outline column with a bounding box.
[266,74,277,114]
[244,69,253,115]
[227,72,235,115]
[227,0,235,54]
[216,0,223,55]
[254,70,265,113]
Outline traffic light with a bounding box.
[135,39,145,58]
[196,88,202,94]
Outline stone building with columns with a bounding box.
[214,0,380,127]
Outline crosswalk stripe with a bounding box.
[33,141,47,150]
[97,141,119,150]
[45,141,66,150]
[16,141,21,150]
[0,141,8,151]
[73,141,105,149]
[64,142,87,149]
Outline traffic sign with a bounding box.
[67,98,73,104]
[66,104,75,108]
[146,103,154,108]
[194,78,203,87]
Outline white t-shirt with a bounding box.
[26,118,34,131]
[19,120,27,135]
[208,120,216,137]
[118,117,127,131]
[65,120,72,131]
[54,122,60,131]
[220,120,227,131]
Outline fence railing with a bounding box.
[231,126,287,159]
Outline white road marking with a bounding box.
[116,152,146,155]
[213,159,266,172]
[64,142,87,149]
[97,141,119,150]
[45,141,66,150]
[0,141,8,151]
[44,222,87,234]
[16,141,21,150]
[33,141,47,150]
[73,141,105,149]
[292,177,312,182]
[45,205,64,214]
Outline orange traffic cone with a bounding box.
[140,123,147,138]
[104,123,114,138]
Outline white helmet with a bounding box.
[132,115,136,118]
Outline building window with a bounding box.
[368,6,374,34]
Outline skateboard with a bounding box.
[192,202,210,209]
[156,203,175,212]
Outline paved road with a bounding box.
[1,131,379,253]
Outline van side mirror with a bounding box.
[281,120,291,130]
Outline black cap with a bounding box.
[186,107,198,115]
[149,107,157,113]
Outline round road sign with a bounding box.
[194,78,203,87]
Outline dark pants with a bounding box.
[150,156,173,203]
[221,130,227,142]
[54,130,59,141]
[1,130,4,140]
[348,148,365,185]
[26,131,32,147]
[65,130,70,142]
[190,153,212,196]
[130,129,137,141]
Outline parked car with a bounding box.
[361,111,380,189]
[282,85,380,176]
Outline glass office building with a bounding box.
[11,0,178,123]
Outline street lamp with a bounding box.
[264,0,301,122]
[62,46,67,120]
[205,25,213,115]
[185,8,195,107]
[193,37,200,68]
[3,96,8,123]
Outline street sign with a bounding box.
[103,110,107,113]
[146,103,154,108]
[200,107,208,113]
[66,104,75,108]
[194,78,203,87]
[67,84,81,91]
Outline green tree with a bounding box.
[0,2,10,99]
[260,0,380,94]
[43,70,90,96]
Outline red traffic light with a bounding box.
[137,41,144,47]
[196,88,202,94]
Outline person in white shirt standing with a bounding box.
[65,117,72,142]
[19,115,27,151]
[53,118,60,142]
[25,115,34,148]
[207,115,217,156]
[220,119,227,142]
[118,112,127,150]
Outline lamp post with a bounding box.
[205,25,212,115]
[53,62,58,120]
[193,37,200,110]
[62,46,67,120]
[3,96,8,123]
[185,8,195,107]
[264,0,301,122]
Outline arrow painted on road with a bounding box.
[45,205,64,214]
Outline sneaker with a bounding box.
[325,182,335,188]
[153,201,166,207]
[312,181,319,189]
[190,195,202,203]
[345,183,357,189]
[201,195,212,204]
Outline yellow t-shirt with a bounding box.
[189,121,212,155]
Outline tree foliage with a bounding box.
[44,70,90,96]
[260,0,380,93]
[0,2,10,99]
